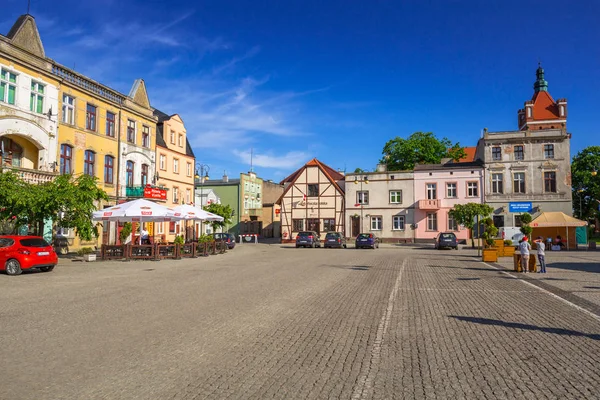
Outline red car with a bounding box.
[0,236,58,276]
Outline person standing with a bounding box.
[519,236,532,273]
[534,236,547,273]
[140,226,150,245]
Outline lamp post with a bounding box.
[354,175,369,233]
[577,188,585,219]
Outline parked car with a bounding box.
[499,227,524,245]
[355,233,380,249]
[434,232,458,250]
[211,233,236,249]
[0,236,58,276]
[295,231,321,248]
[324,232,347,249]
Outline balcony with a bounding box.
[126,185,145,198]
[418,199,441,210]
[1,166,58,185]
[126,185,168,201]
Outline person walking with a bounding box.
[534,236,547,273]
[519,236,532,273]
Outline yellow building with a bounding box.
[1,14,158,250]
[153,110,196,243]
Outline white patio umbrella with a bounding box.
[93,199,183,244]
[170,204,224,240]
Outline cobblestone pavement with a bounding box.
[1,244,599,399]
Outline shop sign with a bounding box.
[509,202,533,213]
[144,186,167,201]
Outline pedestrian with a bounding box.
[534,236,547,273]
[519,236,531,273]
[140,226,150,245]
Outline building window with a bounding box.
[106,111,115,137]
[448,215,458,231]
[389,190,402,204]
[292,219,304,232]
[492,173,503,194]
[323,219,335,232]
[370,216,382,231]
[141,164,149,186]
[0,69,17,105]
[426,183,437,199]
[142,126,150,148]
[544,171,557,193]
[307,184,319,197]
[544,144,554,159]
[515,215,523,228]
[492,146,501,161]
[426,212,438,231]
[446,182,457,198]
[59,144,72,175]
[169,221,176,234]
[62,95,75,124]
[513,172,525,193]
[357,191,369,205]
[173,158,179,174]
[186,189,191,204]
[173,187,179,203]
[156,222,164,235]
[306,218,319,233]
[393,215,405,231]
[127,120,135,143]
[84,150,95,176]
[104,155,114,184]
[186,162,192,177]
[30,81,44,113]
[0,138,22,167]
[178,134,183,147]
[126,161,134,187]
[467,181,479,197]
[159,154,166,170]
[514,145,524,161]
[86,104,97,131]
[170,130,175,144]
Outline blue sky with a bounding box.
[2,0,599,181]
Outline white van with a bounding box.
[499,227,524,245]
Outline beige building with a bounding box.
[153,110,196,242]
[278,159,345,242]
[261,180,284,238]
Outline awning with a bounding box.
[530,212,587,228]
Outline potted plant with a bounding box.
[481,217,499,262]
[197,234,214,256]
[119,222,132,245]
[77,247,96,262]
[501,239,516,257]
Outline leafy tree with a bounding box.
[354,168,365,173]
[381,132,467,170]
[571,146,600,225]
[448,203,494,248]
[519,212,533,238]
[203,203,233,231]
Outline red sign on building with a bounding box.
[143,186,167,201]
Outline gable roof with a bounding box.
[530,90,560,120]
[277,158,345,204]
[129,79,151,108]
[457,146,477,162]
[6,14,45,58]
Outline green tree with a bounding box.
[571,146,600,223]
[381,132,467,170]
[203,203,233,231]
[448,203,494,248]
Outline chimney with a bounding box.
[376,164,387,172]
[222,174,229,183]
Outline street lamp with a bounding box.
[354,175,369,233]
[577,188,585,219]
[194,163,210,208]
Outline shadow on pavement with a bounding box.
[546,262,600,274]
[449,315,600,341]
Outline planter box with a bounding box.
[493,239,505,249]
[500,246,515,257]
[83,253,96,262]
[482,248,498,262]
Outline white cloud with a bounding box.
[232,150,309,169]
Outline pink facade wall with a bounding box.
[413,166,484,241]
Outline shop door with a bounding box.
[351,216,360,237]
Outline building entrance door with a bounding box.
[351,216,360,237]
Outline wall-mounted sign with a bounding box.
[144,186,167,201]
[509,202,533,213]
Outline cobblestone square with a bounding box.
[1,244,599,399]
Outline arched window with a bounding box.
[141,164,149,186]
[0,138,23,167]
[84,150,95,176]
[60,144,73,175]
[104,155,114,184]
[126,161,135,187]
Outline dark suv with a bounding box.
[211,232,236,249]
[295,231,321,248]
[355,233,380,249]
[434,232,458,250]
[324,232,347,249]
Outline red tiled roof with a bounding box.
[458,146,477,162]
[531,91,560,120]
[277,158,345,204]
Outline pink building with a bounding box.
[413,161,484,242]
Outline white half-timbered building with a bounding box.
[277,159,345,242]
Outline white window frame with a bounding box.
[392,215,405,231]
[127,119,136,144]
[178,134,183,147]
[170,130,175,144]
[389,190,402,204]
[370,216,382,231]
[173,158,179,174]
[357,191,369,205]
[467,181,479,197]
[0,68,17,105]
[173,187,179,203]
[159,154,166,170]
[186,162,192,177]
[426,212,438,231]
[62,94,75,124]
[142,125,151,148]
[513,172,526,193]
[426,183,437,200]
[30,80,45,114]
[492,173,503,194]
[186,189,191,204]
[446,182,457,198]
[448,214,458,231]
[156,222,164,234]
